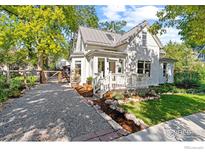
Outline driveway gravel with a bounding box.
[0,83,112,141]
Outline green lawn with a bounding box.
[121,94,205,126]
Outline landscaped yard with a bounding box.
[121,93,205,126]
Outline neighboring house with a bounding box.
[195,45,205,62]
[70,21,175,96]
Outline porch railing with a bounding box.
[93,72,149,98]
[93,72,127,97]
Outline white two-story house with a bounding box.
[70,21,175,95]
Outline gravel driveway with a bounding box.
[0,83,112,141]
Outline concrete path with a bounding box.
[0,83,113,141]
[115,112,205,141]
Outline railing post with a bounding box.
[109,71,112,90]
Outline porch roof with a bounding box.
[70,52,84,59]
[85,49,127,59]
[159,58,177,63]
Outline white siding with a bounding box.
[126,27,160,87]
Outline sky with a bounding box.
[95,5,182,45]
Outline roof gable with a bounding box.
[79,20,163,49]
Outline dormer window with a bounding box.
[142,31,147,46]
[106,33,114,41]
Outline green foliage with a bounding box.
[0,6,99,70]
[151,84,176,94]
[164,42,205,87]
[27,76,38,87]
[86,76,93,82]
[122,94,205,126]
[164,42,196,72]
[9,76,24,91]
[0,75,37,102]
[112,92,125,100]
[151,82,205,94]
[174,71,200,87]
[150,6,205,49]
[0,75,9,102]
[99,20,127,33]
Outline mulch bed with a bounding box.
[92,99,140,133]
[74,85,141,133]
[74,84,93,97]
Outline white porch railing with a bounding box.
[94,72,150,98]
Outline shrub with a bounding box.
[0,75,9,102]
[174,71,200,88]
[112,92,125,100]
[9,76,24,91]
[27,76,38,87]
[86,76,93,82]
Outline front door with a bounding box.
[109,61,116,73]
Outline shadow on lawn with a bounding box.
[123,94,205,126]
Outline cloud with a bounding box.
[101,5,126,21]
[123,6,163,28]
[159,27,182,45]
[100,6,163,28]
[98,5,182,44]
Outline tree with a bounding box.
[164,42,205,86]
[149,6,205,51]
[99,20,127,33]
[0,6,99,83]
[164,42,196,72]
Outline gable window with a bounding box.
[142,31,147,46]
[163,63,167,77]
[137,60,151,77]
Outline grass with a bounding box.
[121,93,205,126]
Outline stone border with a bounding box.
[72,96,130,141]
[84,98,126,132]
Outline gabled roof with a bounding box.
[79,26,122,47]
[79,20,163,48]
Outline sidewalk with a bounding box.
[115,112,205,141]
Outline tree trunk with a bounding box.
[37,53,47,84]
[5,64,10,84]
[23,69,28,89]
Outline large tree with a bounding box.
[0,5,99,83]
[149,6,205,51]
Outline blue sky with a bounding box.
[95,5,182,45]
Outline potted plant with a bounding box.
[86,76,93,85]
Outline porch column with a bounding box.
[93,56,98,76]
[104,57,109,77]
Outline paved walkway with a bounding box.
[115,112,205,141]
[0,83,114,141]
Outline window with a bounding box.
[142,31,147,46]
[163,63,167,77]
[137,61,144,74]
[145,62,151,76]
[106,33,114,41]
[137,60,151,77]
[117,60,124,73]
[75,61,81,75]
